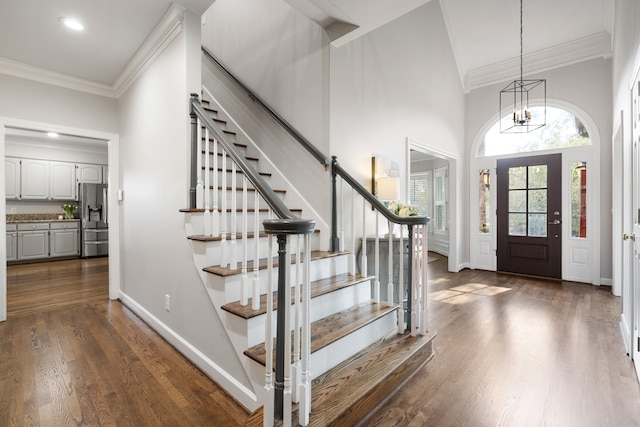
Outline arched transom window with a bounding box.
[478,106,591,157]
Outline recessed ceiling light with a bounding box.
[47,132,59,138]
[59,17,84,31]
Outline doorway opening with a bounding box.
[0,119,120,322]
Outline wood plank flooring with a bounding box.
[366,254,640,426]
[1,258,248,426]
[3,255,640,426]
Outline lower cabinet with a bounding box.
[6,224,17,262]
[17,223,50,260]
[50,222,80,257]
[10,221,80,262]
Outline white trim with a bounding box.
[621,313,632,356]
[0,4,186,99]
[405,137,459,272]
[113,4,186,97]
[0,117,121,321]
[119,292,258,410]
[0,57,115,98]
[469,99,601,284]
[467,31,612,92]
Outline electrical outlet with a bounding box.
[165,294,170,311]
[10,207,17,213]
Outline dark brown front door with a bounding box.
[497,153,562,279]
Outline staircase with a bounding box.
[182,90,435,425]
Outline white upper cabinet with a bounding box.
[76,163,103,184]
[21,159,49,200]
[5,157,20,199]
[50,161,76,200]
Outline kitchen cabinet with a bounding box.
[6,224,17,261]
[5,157,20,200]
[20,159,49,200]
[50,161,76,200]
[77,163,102,184]
[17,223,50,260]
[50,222,79,257]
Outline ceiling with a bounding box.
[0,0,613,96]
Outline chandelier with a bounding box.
[499,0,546,133]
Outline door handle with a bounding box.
[548,219,561,225]
[624,233,635,241]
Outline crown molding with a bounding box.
[438,0,468,92]
[0,57,116,98]
[0,4,185,99]
[113,4,185,97]
[465,31,612,92]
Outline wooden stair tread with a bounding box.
[201,166,271,177]
[208,186,286,194]
[188,232,268,242]
[179,207,302,214]
[203,250,348,277]
[244,302,399,366]
[222,273,373,319]
[244,331,436,427]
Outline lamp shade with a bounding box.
[377,176,400,201]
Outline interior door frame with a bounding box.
[0,117,121,322]
[405,137,459,272]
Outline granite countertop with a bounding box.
[6,213,80,223]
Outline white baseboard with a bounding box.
[620,314,632,356]
[118,291,258,410]
[600,277,612,286]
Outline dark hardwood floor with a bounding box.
[1,258,248,426]
[2,255,640,426]
[366,253,640,427]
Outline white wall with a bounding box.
[612,0,640,356]
[466,58,613,281]
[116,10,254,406]
[330,1,466,268]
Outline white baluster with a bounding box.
[252,190,260,311]
[339,178,344,252]
[299,233,311,426]
[195,118,203,211]
[387,220,393,308]
[411,226,418,337]
[420,224,429,335]
[361,198,367,277]
[240,175,249,307]
[292,235,301,403]
[212,136,219,237]
[398,231,404,334]
[283,235,292,426]
[230,161,238,270]
[220,148,228,268]
[264,235,274,427]
[350,188,356,275]
[374,213,380,303]
[203,128,211,237]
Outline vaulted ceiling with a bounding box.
[0,0,614,97]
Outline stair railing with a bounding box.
[331,156,429,335]
[189,94,315,426]
[200,50,431,422]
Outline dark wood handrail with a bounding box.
[190,94,315,235]
[202,47,330,168]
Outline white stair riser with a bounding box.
[243,279,373,347]
[204,171,271,187]
[211,252,350,304]
[243,309,398,384]
[309,310,398,378]
[187,211,273,235]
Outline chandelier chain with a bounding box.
[520,0,523,82]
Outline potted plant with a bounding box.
[61,203,76,219]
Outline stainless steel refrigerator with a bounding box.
[79,182,108,257]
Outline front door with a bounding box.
[497,153,562,279]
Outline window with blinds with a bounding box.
[434,166,448,234]
[410,171,433,232]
